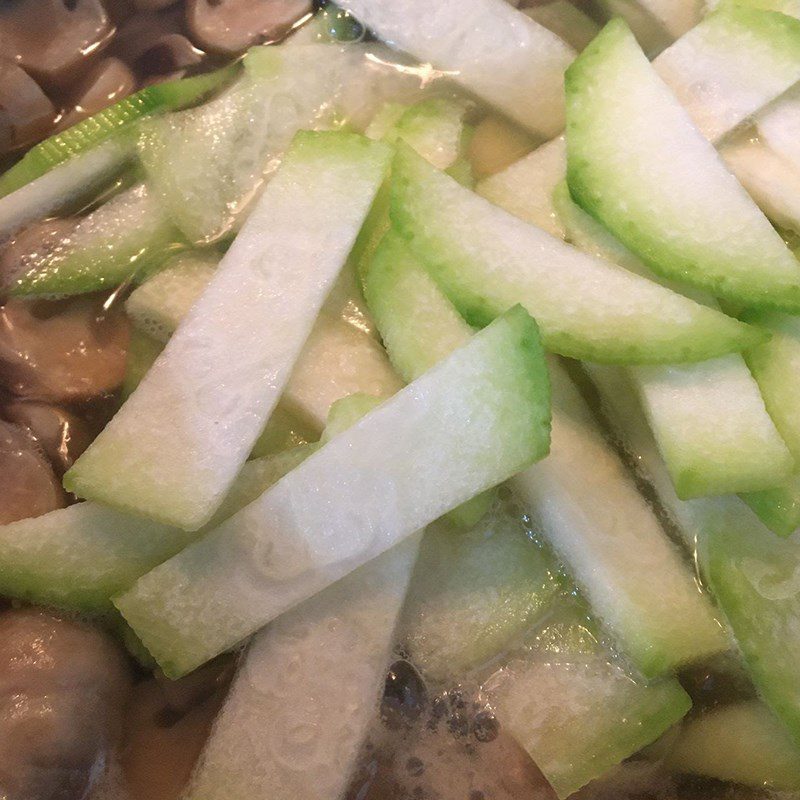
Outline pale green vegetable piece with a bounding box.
[653,5,800,143]
[666,701,800,789]
[336,0,575,137]
[0,445,313,612]
[592,0,672,56]
[66,131,391,531]
[9,183,184,296]
[476,136,566,238]
[364,231,474,383]
[186,537,420,800]
[555,181,798,521]
[513,358,728,677]
[483,603,693,799]
[391,143,761,363]
[744,311,800,460]
[566,20,800,311]
[401,500,562,683]
[115,307,551,677]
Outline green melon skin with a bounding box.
[390,143,763,364]
[566,19,800,312]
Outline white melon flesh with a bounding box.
[65,131,391,530]
[336,0,576,137]
[476,136,567,238]
[513,359,728,677]
[653,5,800,143]
[127,258,401,434]
[553,180,794,499]
[115,307,551,677]
[185,537,420,800]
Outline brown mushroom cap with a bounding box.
[0,296,130,403]
[57,56,136,131]
[186,0,313,55]
[134,0,181,10]
[135,33,204,83]
[3,399,94,473]
[0,419,65,524]
[0,0,115,87]
[0,608,132,800]
[0,59,56,155]
[110,7,186,66]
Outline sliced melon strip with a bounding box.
[66,131,391,531]
[186,537,420,800]
[391,143,761,363]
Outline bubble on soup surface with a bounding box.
[0,607,131,800]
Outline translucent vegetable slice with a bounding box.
[522,1,600,51]
[65,131,392,531]
[138,44,389,243]
[115,306,552,677]
[483,604,693,799]
[512,358,727,677]
[0,445,313,612]
[336,0,575,137]
[666,701,800,790]
[391,143,762,363]
[0,64,238,197]
[566,19,800,311]
[653,5,800,143]
[401,501,562,683]
[186,536,420,800]
[7,183,185,296]
[740,477,800,538]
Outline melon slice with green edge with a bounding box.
[566,19,800,311]
[363,231,495,526]
[114,306,552,677]
[512,358,728,677]
[666,701,800,790]
[8,183,185,296]
[185,535,420,800]
[0,141,130,240]
[66,131,392,531]
[390,142,762,363]
[483,602,693,799]
[555,181,799,526]
[0,444,314,613]
[336,0,575,137]
[0,63,238,198]
[653,5,800,143]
